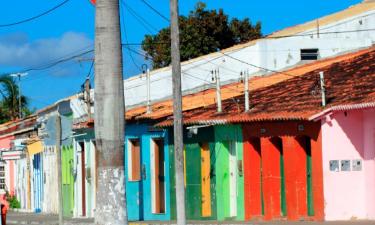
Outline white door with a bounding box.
[228,141,237,217]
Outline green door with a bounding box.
[62,145,74,217]
[185,143,202,219]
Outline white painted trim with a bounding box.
[150,139,156,213]
[228,141,237,217]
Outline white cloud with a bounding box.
[0,32,93,69]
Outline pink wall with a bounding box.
[0,135,15,194]
[364,109,375,219]
[322,109,375,220]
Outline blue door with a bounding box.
[33,153,43,213]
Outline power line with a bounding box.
[120,1,142,72]
[140,0,170,22]
[267,28,375,39]
[220,51,300,78]
[22,49,94,73]
[0,0,71,27]
[121,0,159,33]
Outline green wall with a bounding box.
[214,125,244,221]
[62,145,74,217]
[169,126,217,220]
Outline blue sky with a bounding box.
[0,0,361,109]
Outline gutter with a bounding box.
[309,102,375,121]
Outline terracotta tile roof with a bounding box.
[156,46,375,127]
[0,116,37,137]
[126,47,374,122]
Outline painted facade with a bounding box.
[37,99,73,215]
[214,125,244,221]
[242,121,324,221]
[321,108,375,220]
[73,129,96,218]
[0,135,15,195]
[169,126,217,220]
[125,123,171,221]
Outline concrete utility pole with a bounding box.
[9,72,27,119]
[319,71,326,107]
[214,69,222,113]
[56,114,63,225]
[244,70,250,112]
[84,78,92,119]
[170,0,186,224]
[94,0,127,224]
[142,64,151,114]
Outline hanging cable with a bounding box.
[121,0,159,33]
[120,1,142,72]
[140,0,170,22]
[0,0,71,27]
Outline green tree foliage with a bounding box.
[6,191,21,209]
[0,75,30,123]
[142,2,262,69]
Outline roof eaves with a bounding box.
[309,102,375,121]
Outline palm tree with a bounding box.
[0,75,28,122]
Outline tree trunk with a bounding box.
[94,0,127,224]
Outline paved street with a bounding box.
[6,211,94,225]
[5,211,375,225]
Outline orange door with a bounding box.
[201,143,211,217]
[153,139,165,213]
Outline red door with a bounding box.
[243,137,262,220]
[261,137,282,220]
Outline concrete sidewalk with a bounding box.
[5,212,375,225]
[6,211,94,225]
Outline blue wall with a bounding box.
[125,123,170,221]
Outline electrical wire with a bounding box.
[0,0,71,27]
[120,1,142,72]
[121,0,159,33]
[220,51,300,78]
[140,0,170,22]
[22,49,94,73]
[267,28,375,39]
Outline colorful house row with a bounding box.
[0,97,97,218]
[0,40,373,224]
[122,46,375,221]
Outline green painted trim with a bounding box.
[280,147,287,217]
[185,143,202,219]
[306,139,314,216]
[261,158,265,216]
[168,129,177,220]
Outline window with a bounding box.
[0,165,5,190]
[300,48,319,60]
[128,139,141,181]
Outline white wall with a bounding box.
[123,10,375,108]
[42,146,58,214]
